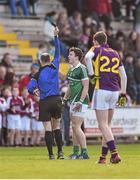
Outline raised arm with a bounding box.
[52,27,60,68]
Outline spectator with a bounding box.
[134,0,140,54]
[43,10,69,58]
[9,0,29,16]
[86,0,112,28]
[1,86,12,100]
[124,53,137,103]
[125,31,138,58]
[0,93,7,146]
[60,0,78,16]
[28,0,38,16]
[43,11,58,42]
[19,63,40,94]
[30,95,44,146]
[69,11,83,43]
[79,26,91,52]
[0,66,7,86]
[7,87,24,146]
[5,71,18,88]
[0,53,13,71]
[85,0,101,28]
[21,88,33,146]
[83,16,98,34]
[124,0,134,21]
[57,9,72,45]
[112,0,123,21]
[1,87,12,146]
[134,56,140,104]
[106,26,116,49]
[115,30,126,52]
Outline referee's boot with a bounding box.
[57,151,65,159]
[49,154,55,160]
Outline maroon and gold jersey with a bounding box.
[90,44,123,91]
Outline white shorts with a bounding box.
[31,118,44,131]
[21,116,31,131]
[92,89,119,110]
[7,114,21,130]
[70,103,88,117]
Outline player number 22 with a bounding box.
[100,56,120,73]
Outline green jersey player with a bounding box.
[64,47,89,159]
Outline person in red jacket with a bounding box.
[19,63,40,94]
[0,66,6,86]
[86,0,112,28]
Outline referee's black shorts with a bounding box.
[39,95,62,122]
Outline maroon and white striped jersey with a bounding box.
[20,98,33,117]
[32,100,39,120]
[7,96,25,115]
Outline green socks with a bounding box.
[73,145,79,155]
[81,148,88,155]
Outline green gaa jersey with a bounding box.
[67,62,89,104]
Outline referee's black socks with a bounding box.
[45,131,54,156]
[54,129,63,153]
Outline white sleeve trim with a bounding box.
[85,51,95,76]
[81,77,89,80]
[119,66,127,94]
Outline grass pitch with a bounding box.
[0,144,140,179]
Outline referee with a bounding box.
[28,27,64,160]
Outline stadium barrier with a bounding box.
[82,107,140,137]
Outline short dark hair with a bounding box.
[38,43,45,49]
[93,31,107,45]
[40,53,50,63]
[69,47,83,61]
[31,63,40,69]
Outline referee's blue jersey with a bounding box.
[27,36,60,100]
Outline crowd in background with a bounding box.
[44,0,140,105]
[1,0,140,146]
[8,0,38,16]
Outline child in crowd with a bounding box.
[7,87,24,146]
[21,88,33,146]
[30,95,44,146]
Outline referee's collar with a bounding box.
[71,62,81,71]
[40,63,56,71]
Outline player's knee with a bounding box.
[45,122,52,131]
[72,123,78,131]
[98,123,104,131]
[52,121,60,130]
